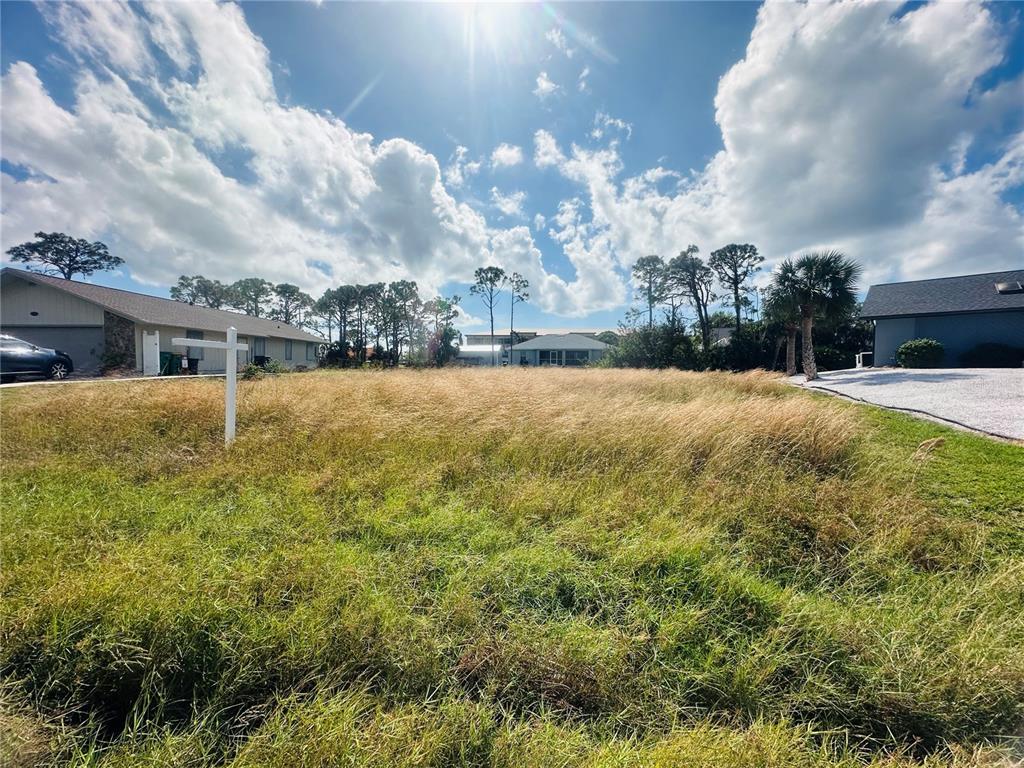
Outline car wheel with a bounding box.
[48,361,71,380]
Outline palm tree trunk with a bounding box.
[801,310,817,380]
[785,327,797,376]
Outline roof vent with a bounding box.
[995,281,1024,295]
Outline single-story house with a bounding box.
[0,267,323,375]
[510,333,610,366]
[461,328,617,366]
[861,269,1024,366]
[462,328,615,347]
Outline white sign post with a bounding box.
[171,327,248,445]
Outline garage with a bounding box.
[2,325,104,374]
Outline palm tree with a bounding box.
[770,251,861,380]
[763,282,801,376]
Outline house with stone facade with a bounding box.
[0,267,322,375]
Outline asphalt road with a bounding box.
[792,368,1024,441]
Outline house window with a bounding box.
[186,329,204,360]
[539,350,563,366]
[285,340,293,360]
[253,337,267,357]
[564,350,589,367]
[306,342,315,361]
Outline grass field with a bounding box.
[1,369,1022,767]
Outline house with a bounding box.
[510,333,611,366]
[861,270,1024,366]
[0,267,323,375]
[461,328,616,366]
[462,328,614,346]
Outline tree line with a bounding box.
[169,275,466,367]
[169,266,531,368]
[611,243,863,381]
[6,230,862,379]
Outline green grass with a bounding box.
[1,368,1021,766]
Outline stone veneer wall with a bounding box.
[103,311,136,370]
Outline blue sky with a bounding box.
[2,1,1022,332]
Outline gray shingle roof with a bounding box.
[2,268,324,342]
[511,333,610,351]
[860,270,1024,319]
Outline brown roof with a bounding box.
[2,268,323,342]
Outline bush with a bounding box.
[959,342,1024,368]
[599,326,696,369]
[240,362,264,380]
[895,338,944,368]
[241,359,286,379]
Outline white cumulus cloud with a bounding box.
[490,143,523,169]
[0,0,612,316]
[533,1,1024,289]
[490,187,527,218]
[444,145,482,189]
[533,71,561,100]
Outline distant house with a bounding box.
[510,333,611,366]
[861,270,1024,366]
[0,267,323,375]
[461,328,616,366]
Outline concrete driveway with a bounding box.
[792,368,1024,441]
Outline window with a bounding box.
[253,337,267,357]
[306,342,315,361]
[539,350,563,366]
[564,350,589,367]
[285,340,293,360]
[185,329,204,360]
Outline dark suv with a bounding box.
[0,334,74,382]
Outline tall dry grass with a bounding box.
[1,368,1022,766]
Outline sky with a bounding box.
[1,1,1022,332]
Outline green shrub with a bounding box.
[895,338,944,368]
[598,325,697,369]
[240,363,263,380]
[959,342,1024,368]
[241,359,286,380]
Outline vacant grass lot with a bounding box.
[1,369,1022,767]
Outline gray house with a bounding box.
[510,333,610,366]
[1,267,323,375]
[861,270,1024,366]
